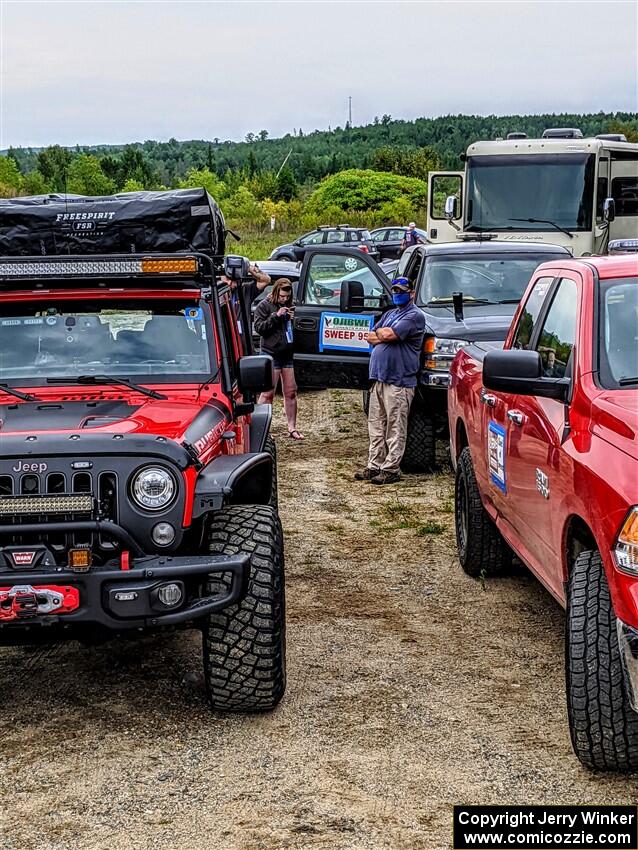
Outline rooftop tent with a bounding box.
[0,188,226,258]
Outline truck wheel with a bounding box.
[203,505,286,712]
[566,549,638,771]
[455,447,512,577]
[264,435,278,511]
[362,390,370,416]
[401,405,436,473]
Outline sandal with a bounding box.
[288,429,305,441]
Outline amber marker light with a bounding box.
[615,508,638,575]
[141,257,198,274]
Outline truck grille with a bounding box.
[0,470,119,563]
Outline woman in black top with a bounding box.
[254,278,304,440]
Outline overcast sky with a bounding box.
[0,0,636,149]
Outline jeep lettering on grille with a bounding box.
[12,461,48,474]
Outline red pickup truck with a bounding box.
[448,254,638,771]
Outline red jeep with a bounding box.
[448,254,638,770]
[0,205,285,712]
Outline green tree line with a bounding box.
[1,111,636,235]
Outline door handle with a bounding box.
[507,410,524,426]
[296,318,317,330]
[481,391,497,407]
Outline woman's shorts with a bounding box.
[264,351,294,370]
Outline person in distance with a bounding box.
[254,278,304,440]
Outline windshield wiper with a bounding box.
[498,298,523,304]
[619,376,638,386]
[426,298,493,306]
[508,218,574,238]
[0,383,37,402]
[46,375,167,400]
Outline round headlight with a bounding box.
[131,467,176,511]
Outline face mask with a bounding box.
[392,291,410,306]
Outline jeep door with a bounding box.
[293,247,392,389]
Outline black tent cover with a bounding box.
[0,188,226,259]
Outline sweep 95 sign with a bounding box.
[318,312,374,353]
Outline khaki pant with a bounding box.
[367,381,415,473]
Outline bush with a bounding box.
[306,169,428,215]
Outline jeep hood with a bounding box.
[420,302,517,342]
[0,396,229,447]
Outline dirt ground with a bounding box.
[0,389,635,850]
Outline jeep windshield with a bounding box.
[465,153,595,232]
[0,298,213,385]
[417,254,554,306]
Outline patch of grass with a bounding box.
[439,499,454,514]
[325,522,345,533]
[479,568,488,591]
[416,520,446,536]
[379,498,412,520]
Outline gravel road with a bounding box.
[0,389,635,850]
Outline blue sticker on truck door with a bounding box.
[319,312,374,353]
[488,420,507,492]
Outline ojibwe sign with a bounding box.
[319,312,374,353]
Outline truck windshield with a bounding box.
[418,254,557,306]
[0,298,213,385]
[599,276,638,388]
[465,154,595,232]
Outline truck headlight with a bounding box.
[131,466,176,511]
[615,508,638,574]
[424,336,467,371]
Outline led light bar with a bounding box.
[0,256,198,278]
[0,494,94,515]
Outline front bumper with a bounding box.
[0,551,250,632]
[617,619,638,712]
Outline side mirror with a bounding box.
[444,195,458,220]
[603,197,616,223]
[340,279,366,312]
[483,349,570,401]
[238,355,274,394]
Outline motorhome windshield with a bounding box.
[466,153,595,232]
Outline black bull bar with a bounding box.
[0,519,250,629]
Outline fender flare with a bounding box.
[193,452,272,517]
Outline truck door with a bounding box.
[292,247,392,389]
[427,172,464,243]
[480,276,556,536]
[506,274,581,599]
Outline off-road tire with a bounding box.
[455,447,513,577]
[263,435,278,511]
[401,404,436,473]
[203,505,285,712]
[566,549,638,771]
[277,254,295,262]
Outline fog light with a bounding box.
[69,548,92,572]
[152,522,175,547]
[157,583,183,607]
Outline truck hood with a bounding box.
[592,390,638,461]
[419,303,517,342]
[0,395,229,450]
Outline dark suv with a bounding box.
[269,226,379,262]
[289,239,571,472]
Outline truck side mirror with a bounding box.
[603,197,616,223]
[483,349,570,402]
[238,355,274,394]
[444,195,458,220]
[340,279,366,312]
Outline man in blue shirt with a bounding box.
[355,277,426,485]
